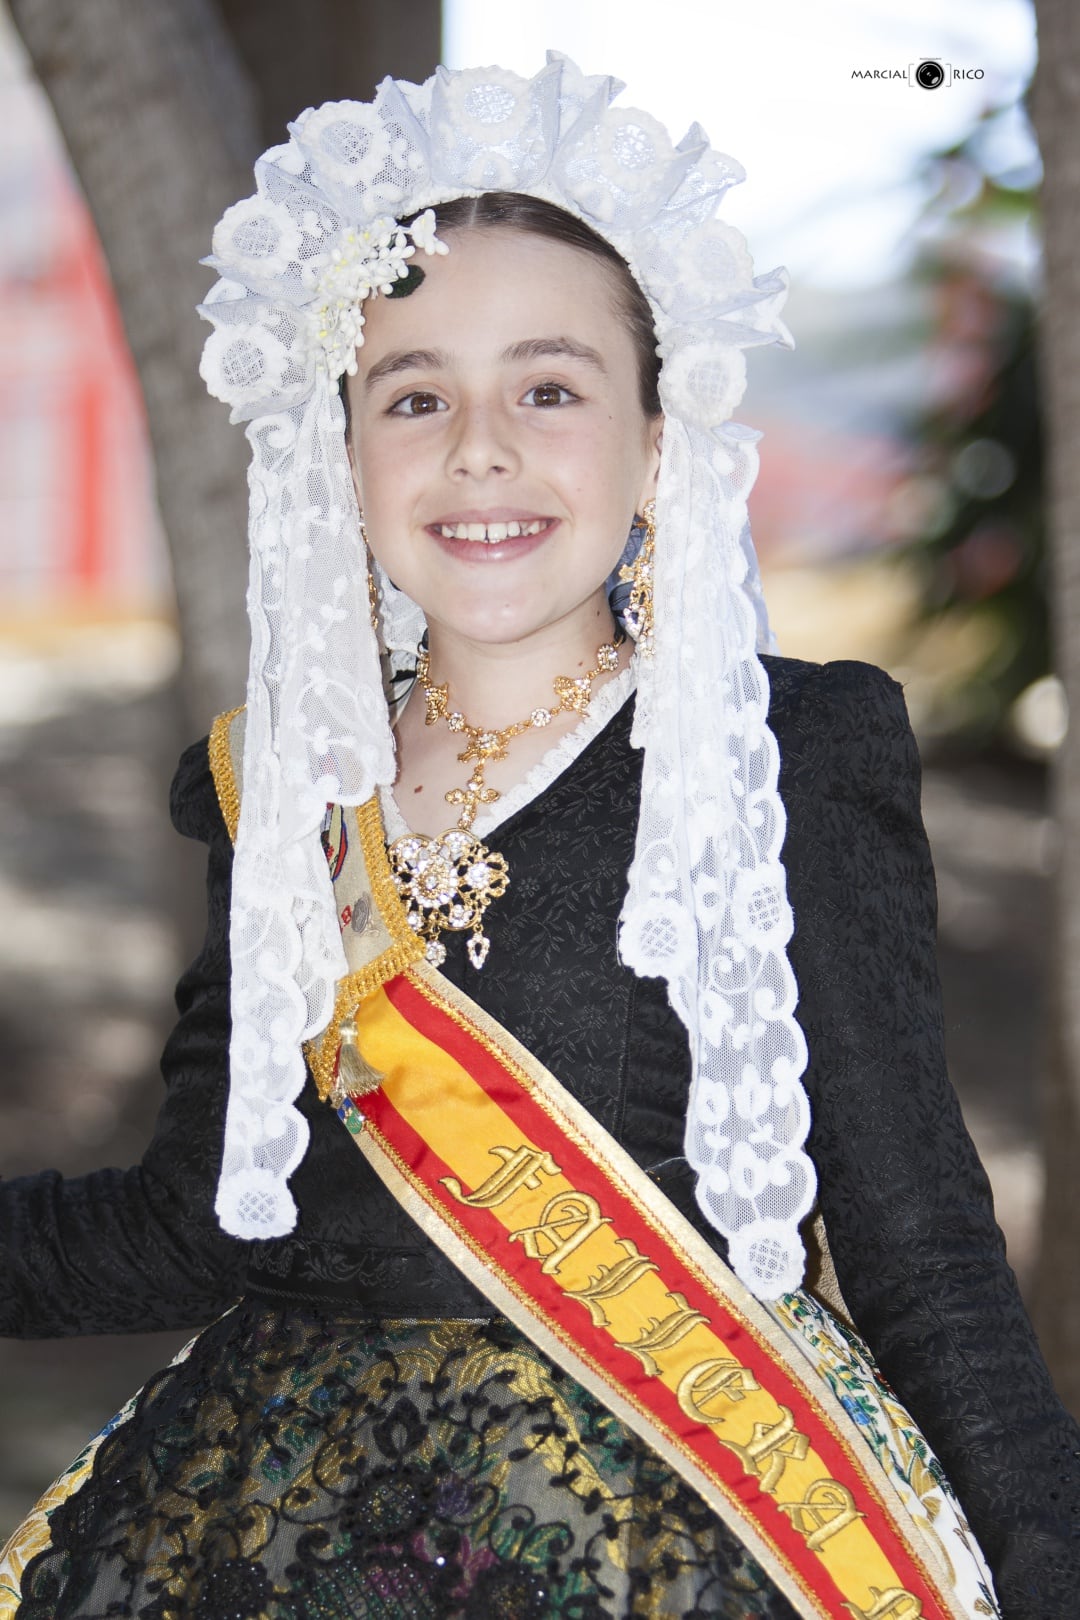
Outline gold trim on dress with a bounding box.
[207,706,244,841]
[305,797,424,1102]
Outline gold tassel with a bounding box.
[330,1012,386,1106]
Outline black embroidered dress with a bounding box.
[2,657,1078,1620]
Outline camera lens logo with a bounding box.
[915,58,945,89]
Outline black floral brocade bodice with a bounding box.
[2,654,1078,1617]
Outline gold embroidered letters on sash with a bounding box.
[614,1291,710,1378]
[441,1145,560,1207]
[842,1589,924,1620]
[433,1132,917,1611]
[777,1478,865,1552]
[677,1355,762,1421]
[508,1193,611,1275]
[718,1405,811,1495]
[564,1238,660,1326]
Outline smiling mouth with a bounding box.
[432,518,554,544]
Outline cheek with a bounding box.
[353,427,414,512]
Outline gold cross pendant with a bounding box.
[447,772,500,829]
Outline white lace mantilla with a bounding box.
[198,54,813,1297]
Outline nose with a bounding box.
[446,397,519,481]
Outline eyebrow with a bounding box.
[361,336,608,391]
[362,348,448,389]
[502,337,607,372]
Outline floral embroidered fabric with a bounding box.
[13,1308,802,1620]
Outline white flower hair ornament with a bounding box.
[199,54,812,1301]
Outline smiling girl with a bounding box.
[350,204,657,842]
[2,57,1078,1620]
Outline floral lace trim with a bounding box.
[380,658,639,843]
[771,1291,1001,1617]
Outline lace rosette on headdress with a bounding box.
[199,53,810,1297]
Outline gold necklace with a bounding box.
[387,636,622,970]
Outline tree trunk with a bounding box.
[219,0,443,147]
[9,0,259,731]
[1030,0,1080,1412]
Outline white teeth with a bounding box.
[436,519,548,543]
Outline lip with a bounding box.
[425,513,559,562]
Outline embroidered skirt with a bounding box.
[0,1299,998,1620]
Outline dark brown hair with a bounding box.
[424,193,661,417]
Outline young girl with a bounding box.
[2,56,1077,1620]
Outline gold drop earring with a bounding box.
[619,498,656,655]
[357,510,379,635]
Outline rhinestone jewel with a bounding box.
[467,934,491,970]
[531,707,552,726]
[387,829,509,972]
[413,856,456,905]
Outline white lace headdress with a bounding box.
[199,53,815,1299]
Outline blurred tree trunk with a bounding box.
[219,0,444,148]
[8,0,257,731]
[8,0,442,731]
[1030,0,1080,1412]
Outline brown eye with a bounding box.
[527,383,572,408]
[390,391,444,416]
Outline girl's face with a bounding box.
[347,227,662,649]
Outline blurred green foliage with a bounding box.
[899,103,1046,748]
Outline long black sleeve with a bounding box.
[780,659,1080,1618]
[0,739,246,1336]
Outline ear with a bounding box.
[637,413,664,510]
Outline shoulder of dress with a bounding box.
[761,654,907,729]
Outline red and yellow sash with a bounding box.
[210,711,968,1620]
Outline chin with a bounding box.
[444,615,552,647]
[415,589,528,636]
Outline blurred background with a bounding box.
[0,0,1074,1539]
